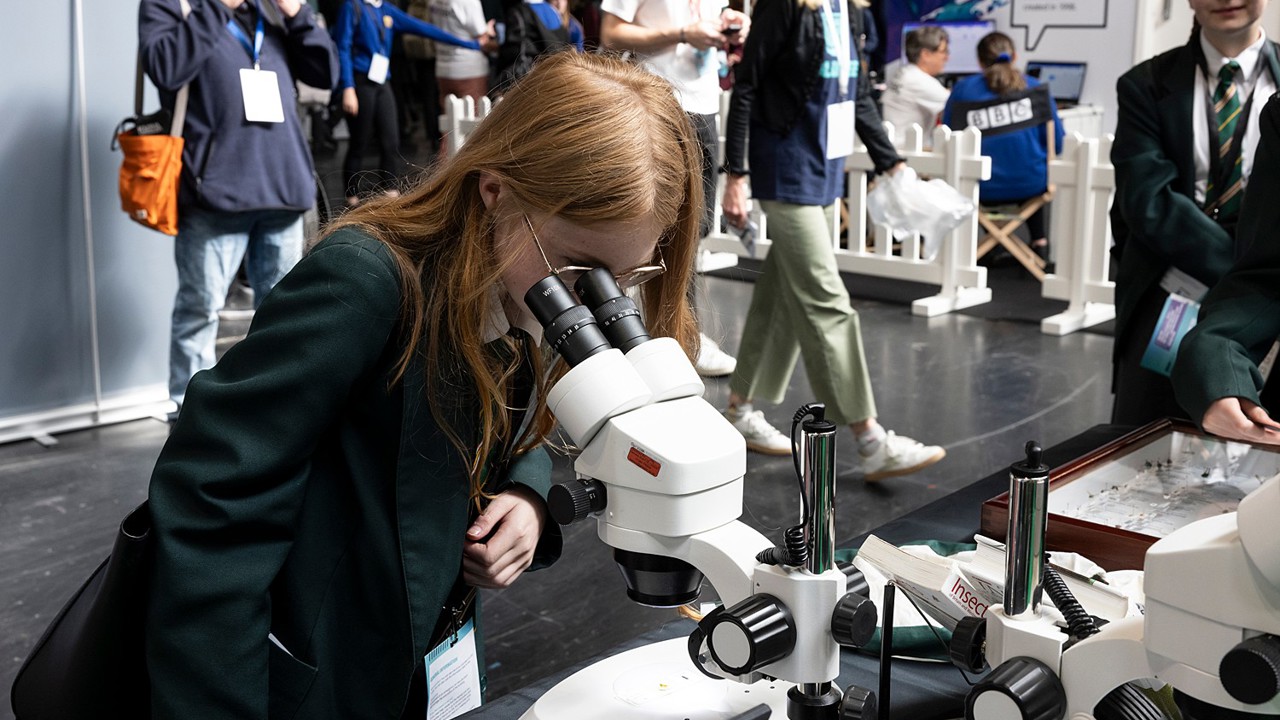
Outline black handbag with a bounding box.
[10,502,153,720]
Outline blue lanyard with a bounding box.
[225,1,265,70]
[363,3,393,56]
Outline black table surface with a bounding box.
[461,424,1133,720]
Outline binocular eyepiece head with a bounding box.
[524,268,652,366]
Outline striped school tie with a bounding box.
[1207,60,1244,219]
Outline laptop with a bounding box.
[1025,62,1087,107]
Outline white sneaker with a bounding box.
[858,431,945,482]
[696,334,737,377]
[724,406,792,456]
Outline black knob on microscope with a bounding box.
[1220,635,1280,705]
[950,616,987,673]
[704,594,796,674]
[831,592,878,648]
[838,685,878,720]
[546,478,606,526]
[965,657,1066,720]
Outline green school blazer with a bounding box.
[1174,96,1280,423]
[145,230,561,719]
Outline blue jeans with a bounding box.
[170,207,303,405]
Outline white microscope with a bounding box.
[517,268,879,720]
[955,442,1280,720]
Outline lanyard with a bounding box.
[363,2,393,56]
[819,0,851,99]
[225,1,265,70]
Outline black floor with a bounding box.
[0,137,1116,715]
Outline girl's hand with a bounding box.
[461,485,549,588]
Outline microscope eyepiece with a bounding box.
[574,268,651,354]
[524,275,612,366]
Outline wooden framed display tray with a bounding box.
[980,419,1280,570]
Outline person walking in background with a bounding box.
[600,0,750,378]
[1173,96,1280,446]
[1111,0,1277,426]
[138,0,338,418]
[881,24,949,145]
[336,0,493,207]
[720,0,945,481]
[943,32,1063,265]
[144,52,705,718]
[491,0,573,94]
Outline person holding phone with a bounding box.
[600,0,750,378]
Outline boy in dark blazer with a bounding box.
[1110,0,1277,426]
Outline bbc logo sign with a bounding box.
[965,97,1034,131]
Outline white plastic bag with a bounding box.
[865,166,974,262]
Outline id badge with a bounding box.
[368,53,390,84]
[826,100,855,159]
[239,69,285,123]
[424,617,481,719]
[1139,292,1200,377]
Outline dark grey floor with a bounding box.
[0,256,1114,716]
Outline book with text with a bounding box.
[853,535,992,631]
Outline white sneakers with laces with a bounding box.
[723,404,945,480]
[857,431,946,482]
[723,406,792,455]
[695,334,737,378]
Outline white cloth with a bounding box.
[880,63,950,146]
[430,0,490,79]
[1192,30,1275,204]
[600,0,725,114]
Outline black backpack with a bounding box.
[492,3,570,96]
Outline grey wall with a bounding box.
[0,1,175,428]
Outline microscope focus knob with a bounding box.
[1220,635,1280,705]
[705,594,796,675]
[547,478,606,525]
[830,592,878,648]
[965,657,1065,720]
[950,616,987,673]
[838,684,877,720]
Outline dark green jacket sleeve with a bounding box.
[1173,96,1280,424]
[1112,65,1235,288]
[146,232,402,719]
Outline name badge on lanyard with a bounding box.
[227,2,284,123]
[821,0,856,159]
[424,617,482,719]
[368,13,394,84]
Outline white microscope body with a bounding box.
[971,463,1280,719]
[520,269,877,719]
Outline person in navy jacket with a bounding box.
[335,0,493,206]
[139,0,338,415]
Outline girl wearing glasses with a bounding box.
[144,52,702,719]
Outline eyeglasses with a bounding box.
[523,214,666,291]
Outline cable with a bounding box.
[1042,564,1099,640]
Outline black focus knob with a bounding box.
[705,594,796,675]
[546,478,606,525]
[950,616,987,673]
[965,657,1066,720]
[1220,635,1280,705]
[839,684,877,720]
[831,592,878,648]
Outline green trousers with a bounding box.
[728,200,877,425]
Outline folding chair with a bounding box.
[951,86,1056,280]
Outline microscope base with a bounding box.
[518,638,791,719]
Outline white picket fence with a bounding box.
[1041,134,1116,335]
[439,94,494,157]
[438,96,1117,335]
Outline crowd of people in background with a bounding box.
[141,0,1280,470]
